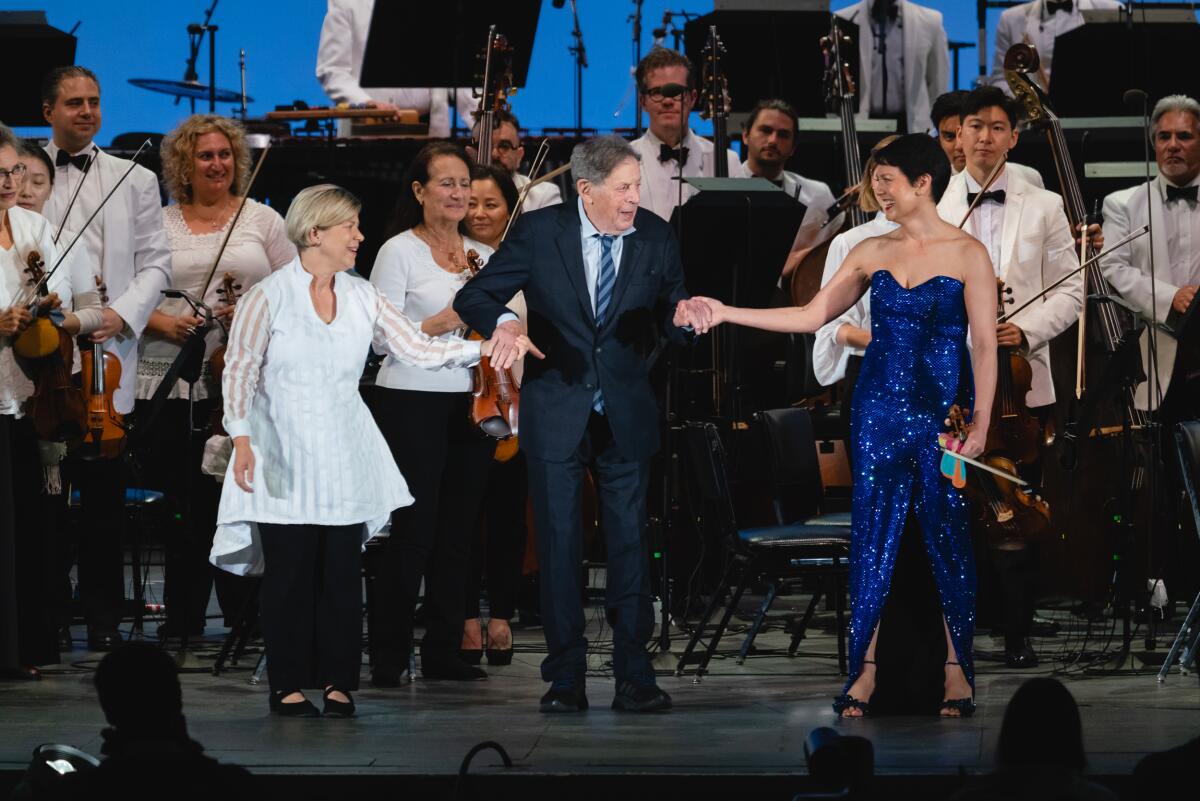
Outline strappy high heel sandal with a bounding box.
[833,659,875,717]
[940,661,976,718]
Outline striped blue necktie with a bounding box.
[592,234,615,413]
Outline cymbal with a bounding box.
[128,78,252,104]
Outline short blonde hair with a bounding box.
[285,184,361,249]
[160,114,251,204]
[859,134,901,213]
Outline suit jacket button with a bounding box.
[594,346,602,354]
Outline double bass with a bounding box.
[697,25,731,179]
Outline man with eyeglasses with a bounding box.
[628,47,740,222]
[472,109,562,212]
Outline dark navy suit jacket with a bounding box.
[453,203,691,462]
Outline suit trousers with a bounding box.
[526,412,654,684]
[258,522,362,691]
[72,451,128,630]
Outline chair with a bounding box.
[1158,421,1200,681]
[673,419,851,682]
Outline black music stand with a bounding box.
[682,11,834,118]
[1049,19,1200,117]
[0,12,76,126]
[360,1,541,96]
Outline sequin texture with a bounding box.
[844,270,977,692]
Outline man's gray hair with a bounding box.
[570,135,641,185]
[0,122,21,153]
[1151,94,1200,133]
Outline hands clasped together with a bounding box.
[674,296,725,335]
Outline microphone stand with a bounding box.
[568,0,588,138]
[630,0,644,138]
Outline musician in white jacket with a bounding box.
[316,0,477,137]
[834,0,949,135]
[986,0,1122,95]
[41,66,172,652]
[1101,94,1200,413]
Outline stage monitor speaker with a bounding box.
[0,12,76,126]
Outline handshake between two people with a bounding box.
[672,296,727,336]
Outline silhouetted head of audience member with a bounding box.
[93,643,189,747]
[996,678,1086,773]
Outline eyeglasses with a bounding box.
[641,83,688,104]
[0,163,27,183]
[493,141,520,153]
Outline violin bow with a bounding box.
[500,140,567,242]
[957,154,1008,229]
[197,141,272,312]
[51,147,97,245]
[938,441,1029,487]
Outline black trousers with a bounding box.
[69,450,128,630]
[258,522,362,691]
[465,451,528,621]
[367,387,494,671]
[526,412,654,684]
[0,416,60,667]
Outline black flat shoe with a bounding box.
[540,679,588,713]
[370,669,405,688]
[611,681,672,713]
[460,648,483,665]
[486,647,513,666]
[421,658,487,681]
[0,665,41,681]
[269,690,320,717]
[322,687,355,718]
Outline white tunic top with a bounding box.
[369,229,492,393]
[137,199,296,401]
[210,257,482,576]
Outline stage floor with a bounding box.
[2,590,1197,788]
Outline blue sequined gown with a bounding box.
[845,269,977,692]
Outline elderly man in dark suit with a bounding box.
[454,135,709,713]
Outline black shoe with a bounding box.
[370,668,406,688]
[57,627,73,652]
[322,687,356,718]
[540,677,588,713]
[1005,644,1039,669]
[460,648,483,665]
[611,680,672,712]
[421,658,487,681]
[486,647,513,666]
[0,665,41,681]
[87,628,121,651]
[269,690,320,717]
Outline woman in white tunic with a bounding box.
[211,184,531,717]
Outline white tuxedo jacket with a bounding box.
[987,0,1122,95]
[938,169,1083,408]
[835,0,949,135]
[42,147,172,414]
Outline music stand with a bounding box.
[682,10,835,118]
[1049,18,1200,117]
[0,12,76,126]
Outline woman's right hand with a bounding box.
[692,297,727,329]
[0,305,33,337]
[152,311,205,345]
[232,436,255,493]
[958,426,987,460]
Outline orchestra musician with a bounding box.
[0,124,92,680]
[365,143,503,685]
[454,135,711,714]
[209,183,531,716]
[740,98,836,231]
[834,0,949,135]
[471,109,562,212]
[628,47,740,222]
[41,66,173,652]
[136,115,296,640]
[316,0,477,137]
[459,164,527,666]
[936,86,1087,669]
[1101,94,1200,419]
[986,0,1122,95]
[930,90,1044,187]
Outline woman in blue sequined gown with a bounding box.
[695,136,999,717]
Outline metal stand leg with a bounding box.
[1157,590,1200,682]
[737,581,777,664]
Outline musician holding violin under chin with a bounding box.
[135,115,295,642]
[209,183,534,717]
[0,123,94,681]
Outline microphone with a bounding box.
[1123,88,1148,110]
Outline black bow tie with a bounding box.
[658,143,689,164]
[1165,184,1198,204]
[1045,0,1073,14]
[967,189,1006,206]
[55,150,91,171]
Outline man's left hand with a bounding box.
[1076,223,1103,253]
[90,308,127,343]
[674,298,712,334]
[996,322,1026,349]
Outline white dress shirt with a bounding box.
[739,162,837,230]
[629,128,742,222]
[370,229,493,393]
[867,10,905,117]
[987,0,1122,95]
[316,0,477,137]
[963,168,1011,273]
[211,257,482,576]
[577,197,636,314]
[514,172,563,212]
[44,143,103,275]
[1159,176,1200,292]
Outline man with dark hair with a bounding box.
[930,90,969,174]
[740,99,836,232]
[937,84,1085,669]
[41,66,172,652]
[629,47,739,221]
[473,109,561,212]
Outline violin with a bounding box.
[990,279,1055,465]
[945,404,1051,548]
[78,279,126,460]
[465,250,519,458]
[15,251,84,442]
[206,273,241,437]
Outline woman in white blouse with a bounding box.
[138,115,296,640]
[211,183,530,717]
[366,143,499,685]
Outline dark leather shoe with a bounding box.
[0,665,41,681]
[87,628,121,651]
[269,690,320,717]
[540,677,588,713]
[322,687,355,718]
[370,669,406,688]
[1005,645,1039,669]
[421,658,487,681]
[612,681,672,712]
[459,648,483,665]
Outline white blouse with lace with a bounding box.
[210,256,482,576]
[137,199,296,402]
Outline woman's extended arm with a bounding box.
[960,242,999,459]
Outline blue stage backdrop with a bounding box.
[0,1,1134,143]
